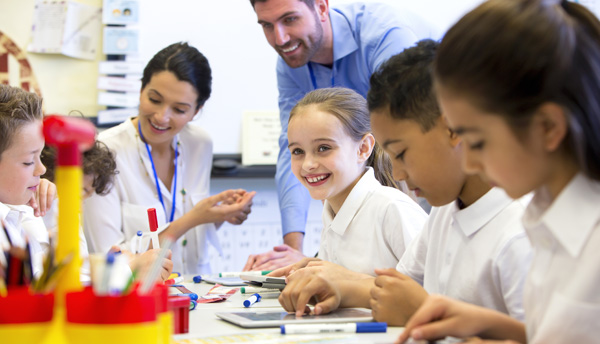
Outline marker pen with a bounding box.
[219,270,272,278]
[240,286,281,294]
[147,208,160,249]
[135,230,143,254]
[97,253,115,295]
[280,322,387,334]
[243,293,262,307]
[165,276,184,285]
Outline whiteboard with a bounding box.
[135,0,483,154]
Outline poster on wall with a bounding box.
[28,1,102,60]
[103,0,139,25]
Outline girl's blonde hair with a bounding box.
[289,87,400,189]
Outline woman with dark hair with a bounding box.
[84,42,255,274]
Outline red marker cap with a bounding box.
[147,208,158,232]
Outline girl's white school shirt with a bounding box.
[523,173,600,343]
[317,167,427,276]
[83,119,218,275]
[396,187,532,321]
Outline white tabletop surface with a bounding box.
[170,276,410,343]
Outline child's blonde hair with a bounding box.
[290,87,399,189]
[0,84,42,160]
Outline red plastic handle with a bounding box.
[147,208,158,232]
[43,115,96,166]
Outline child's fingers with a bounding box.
[374,268,403,277]
[314,295,338,315]
[399,296,452,342]
[243,255,258,271]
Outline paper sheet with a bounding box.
[242,111,281,166]
[28,1,101,60]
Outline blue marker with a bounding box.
[135,230,143,254]
[243,293,262,307]
[97,252,115,295]
[192,275,202,283]
[281,322,387,334]
[177,292,198,301]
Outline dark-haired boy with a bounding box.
[277,39,532,326]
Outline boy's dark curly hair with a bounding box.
[42,141,118,196]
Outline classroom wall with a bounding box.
[0,0,103,117]
[1,0,483,155]
[1,0,482,272]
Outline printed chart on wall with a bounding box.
[28,1,102,60]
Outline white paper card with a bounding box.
[97,108,136,125]
[98,91,139,107]
[102,0,139,25]
[99,61,144,75]
[103,27,139,55]
[28,1,102,60]
[97,76,141,93]
[242,111,281,166]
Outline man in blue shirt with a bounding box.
[244,0,436,270]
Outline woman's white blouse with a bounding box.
[83,119,218,274]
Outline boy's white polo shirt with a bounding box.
[317,167,427,276]
[523,173,600,343]
[0,202,44,276]
[397,187,532,320]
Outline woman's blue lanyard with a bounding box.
[138,120,178,223]
[307,62,335,90]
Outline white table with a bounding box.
[171,277,408,343]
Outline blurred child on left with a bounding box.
[0,84,46,280]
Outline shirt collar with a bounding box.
[523,173,600,257]
[0,203,25,224]
[330,7,359,62]
[453,187,514,237]
[323,167,378,236]
[0,202,26,248]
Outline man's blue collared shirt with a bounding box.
[275,2,437,236]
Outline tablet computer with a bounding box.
[199,275,246,286]
[215,308,373,328]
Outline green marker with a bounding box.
[219,270,273,278]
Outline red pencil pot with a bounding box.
[0,287,54,343]
[65,286,159,344]
[168,295,190,334]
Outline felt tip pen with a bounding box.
[280,322,387,334]
[240,286,281,294]
[97,253,115,295]
[219,270,272,278]
[176,292,198,301]
[165,276,184,285]
[135,230,143,254]
[147,208,160,249]
[243,293,261,307]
